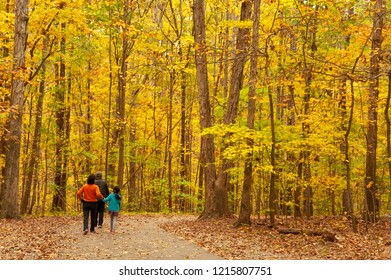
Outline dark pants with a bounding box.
[83,201,98,232]
[96,201,106,226]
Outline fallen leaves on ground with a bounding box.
[0,216,78,260]
[1,214,391,260]
[160,215,391,260]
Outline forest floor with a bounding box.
[0,213,391,260]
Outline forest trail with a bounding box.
[2,214,391,260]
[55,214,224,260]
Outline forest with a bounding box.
[1,0,391,232]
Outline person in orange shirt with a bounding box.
[77,174,104,235]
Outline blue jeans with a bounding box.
[83,201,98,232]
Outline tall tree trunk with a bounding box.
[85,62,93,172]
[116,1,129,189]
[266,33,277,226]
[236,0,259,226]
[386,73,391,212]
[193,0,218,218]
[340,7,355,227]
[364,0,385,222]
[215,0,252,217]
[127,81,140,210]
[179,66,188,212]
[128,122,137,210]
[2,0,30,218]
[116,0,135,189]
[117,21,127,189]
[106,6,115,185]
[20,39,46,214]
[266,0,282,227]
[179,42,191,212]
[344,78,358,232]
[0,0,12,211]
[168,71,174,211]
[301,6,318,218]
[52,22,67,212]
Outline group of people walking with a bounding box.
[77,172,122,235]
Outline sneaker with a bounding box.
[83,229,88,235]
[98,225,102,229]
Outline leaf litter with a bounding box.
[0,214,390,260]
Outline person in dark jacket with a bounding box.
[94,171,110,228]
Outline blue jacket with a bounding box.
[103,193,121,212]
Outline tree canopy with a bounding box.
[1,0,391,225]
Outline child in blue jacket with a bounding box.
[103,186,122,233]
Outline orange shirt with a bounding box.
[77,184,103,202]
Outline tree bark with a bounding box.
[300,6,319,218]
[215,0,252,217]
[117,10,127,189]
[386,73,391,211]
[0,1,11,211]
[20,44,46,214]
[2,0,30,218]
[193,0,218,218]
[365,0,385,222]
[236,0,260,226]
[52,22,68,212]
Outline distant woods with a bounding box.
[1,0,390,226]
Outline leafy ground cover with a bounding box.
[0,214,390,260]
[162,215,391,259]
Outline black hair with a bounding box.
[113,186,121,200]
[87,174,96,184]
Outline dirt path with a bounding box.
[56,214,224,260]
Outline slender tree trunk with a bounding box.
[339,7,354,217]
[168,71,174,211]
[215,0,252,217]
[116,0,131,189]
[128,122,137,209]
[180,69,187,212]
[179,44,191,212]
[2,0,30,218]
[265,38,277,226]
[386,73,391,211]
[85,62,93,172]
[301,7,318,218]
[117,47,126,189]
[28,167,39,214]
[236,0,259,226]
[268,84,277,226]
[344,79,357,232]
[20,40,46,214]
[52,22,67,212]
[106,6,115,185]
[365,0,385,222]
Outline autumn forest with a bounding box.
[1,0,391,234]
